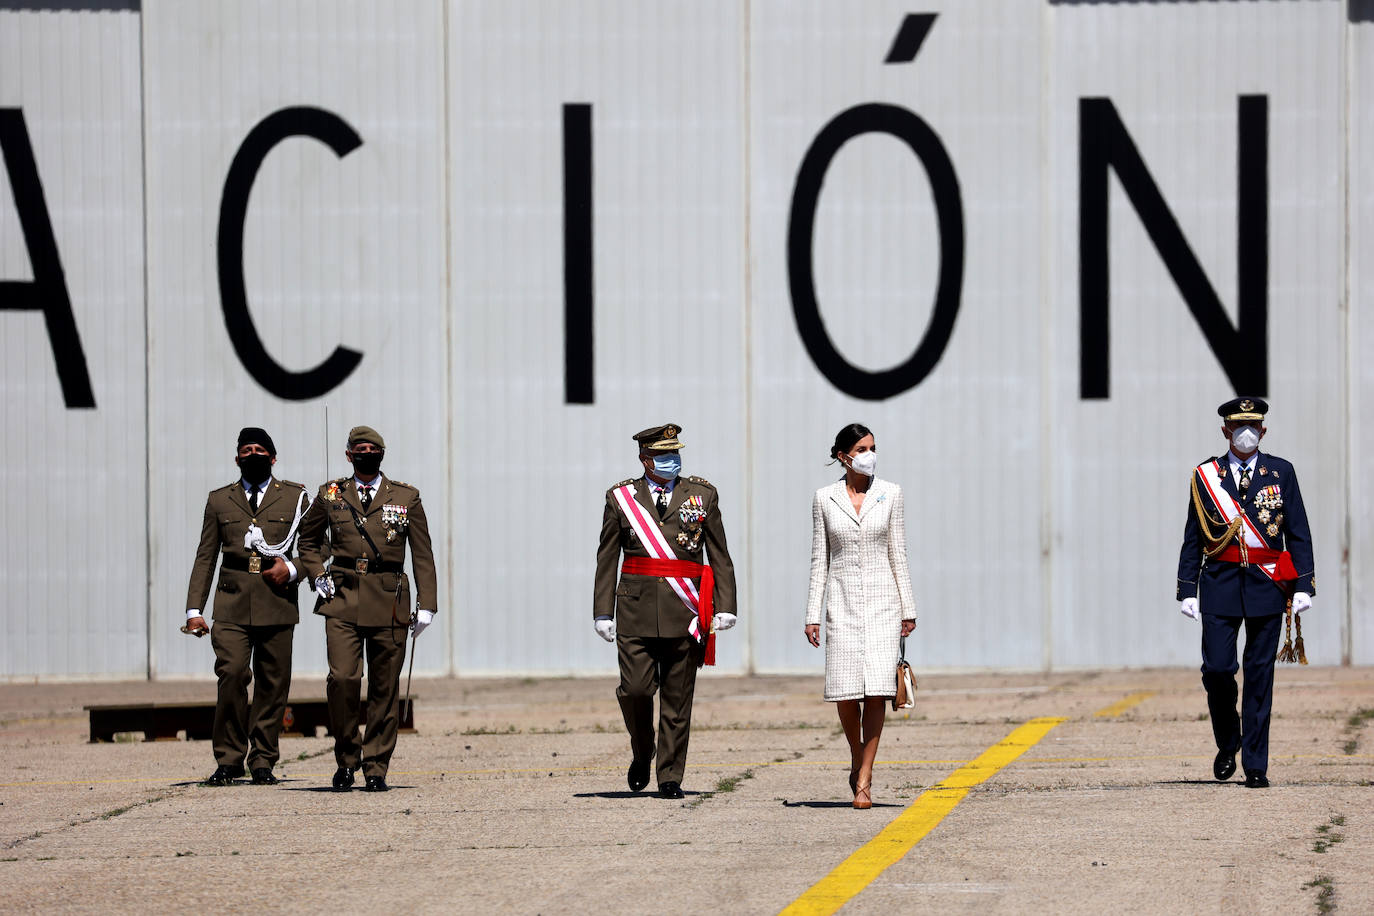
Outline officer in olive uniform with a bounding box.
[1177,397,1315,788]
[296,426,438,792]
[184,427,309,786]
[593,424,738,799]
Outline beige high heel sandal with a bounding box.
[853,780,872,809]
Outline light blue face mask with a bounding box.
[651,453,682,479]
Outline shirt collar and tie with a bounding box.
[646,475,676,518]
[1227,450,1257,497]
[242,478,269,514]
[355,475,382,510]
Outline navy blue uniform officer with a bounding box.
[1177,397,1315,788]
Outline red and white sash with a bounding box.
[1194,460,1280,581]
[613,484,702,619]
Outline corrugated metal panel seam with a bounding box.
[741,0,755,674]
[1039,0,1054,673]
[1341,10,1354,665]
[138,0,152,679]
[442,0,456,676]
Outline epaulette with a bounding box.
[278,479,306,490]
[686,475,714,487]
[388,479,413,488]
[614,478,636,488]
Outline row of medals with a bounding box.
[676,496,706,550]
[324,483,409,543]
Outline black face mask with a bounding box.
[351,451,383,477]
[237,453,273,485]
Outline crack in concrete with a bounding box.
[4,788,181,851]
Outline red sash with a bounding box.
[1212,545,1299,581]
[621,556,716,666]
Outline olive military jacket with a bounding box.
[594,475,737,638]
[296,475,438,627]
[184,477,310,626]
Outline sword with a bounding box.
[403,623,418,726]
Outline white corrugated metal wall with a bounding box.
[0,0,1365,679]
[1046,2,1349,667]
[0,4,147,678]
[142,0,449,678]
[1351,0,1374,665]
[447,1,749,675]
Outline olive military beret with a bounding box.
[348,425,385,449]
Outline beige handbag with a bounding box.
[893,636,917,710]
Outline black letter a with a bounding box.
[1080,97,1267,399]
[0,109,95,408]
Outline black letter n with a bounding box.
[0,109,95,408]
[1079,96,1267,399]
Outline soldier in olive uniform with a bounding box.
[184,427,309,786]
[296,425,437,792]
[593,424,738,799]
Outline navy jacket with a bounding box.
[1177,451,1316,617]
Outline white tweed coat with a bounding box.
[805,478,916,701]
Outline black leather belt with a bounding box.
[333,557,403,575]
[221,554,266,573]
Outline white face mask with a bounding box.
[848,451,877,477]
[1230,426,1261,453]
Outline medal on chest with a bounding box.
[1254,485,1283,511]
[676,495,706,551]
[381,504,409,543]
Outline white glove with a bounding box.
[411,609,434,637]
[314,575,335,600]
[594,617,616,642]
[712,612,737,632]
[1180,597,1200,621]
[1292,592,1312,615]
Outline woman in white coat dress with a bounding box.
[804,424,916,809]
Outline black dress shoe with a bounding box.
[363,775,389,792]
[627,757,651,793]
[203,765,244,786]
[1244,772,1269,789]
[250,768,279,785]
[1213,747,1238,781]
[331,767,355,791]
[658,781,684,799]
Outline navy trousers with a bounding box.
[1200,612,1283,775]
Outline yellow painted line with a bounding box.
[1093,691,1158,718]
[779,716,1066,916]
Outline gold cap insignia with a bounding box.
[1239,399,1254,412]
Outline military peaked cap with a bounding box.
[633,423,684,450]
[1217,397,1268,423]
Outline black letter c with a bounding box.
[218,106,364,400]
